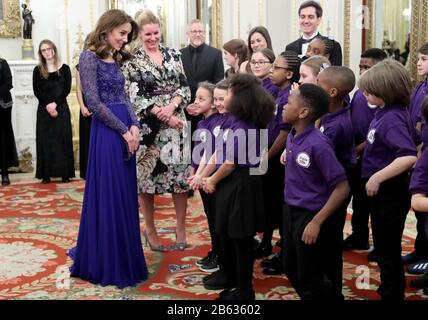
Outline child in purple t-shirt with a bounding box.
[359,59,417,300]
[202,74,275,300]
[188,82,222,273]
[344,48,387,260]
[317,65,356,300]
[282,84,350,300]
[406,43,428,267]
[256,51,301,274]
[409,98,428,293]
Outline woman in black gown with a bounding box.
[33,40,75,183]
[76,64,92,179]
[0,58,19,186]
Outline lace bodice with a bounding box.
[78,51,139,135]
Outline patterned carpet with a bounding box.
[0,176,426,300]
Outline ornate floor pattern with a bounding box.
[0,176,426,300]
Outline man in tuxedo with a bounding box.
[181,19,224,133]
[286,0,343,66]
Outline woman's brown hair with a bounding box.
[223,39,249,75]
[37,39,61,80]
[86,9,138,63]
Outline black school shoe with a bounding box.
[254,242,272,259]
[1,175,10,186]
[196,251,214,267]
[203,270,236,290]
[262,253,284,275]
[215,289,255,301]
[410,273,428,288]
[423,287,428,296]
[342,234,370,251]
[200,255,219,273]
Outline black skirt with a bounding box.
[35,103,75,179]
[0,107,18,171]
[79,112,92,179]
[215,167,265,239]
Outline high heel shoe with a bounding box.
[143,230,167,252]
[170,232,189,251]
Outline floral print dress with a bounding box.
[123,45,192,194]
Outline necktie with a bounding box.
[191,46,199,73]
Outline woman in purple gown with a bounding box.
[69,10,148,288]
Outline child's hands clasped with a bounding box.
[203,178,216,194]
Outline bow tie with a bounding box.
[301,37,315,44]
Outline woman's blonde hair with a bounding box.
[128,9,161,53]
[358,59,412,106]
[86,9,138,63]
[37,39,61,80]
[302,55,331,77]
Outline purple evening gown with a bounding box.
[69,51,148,288]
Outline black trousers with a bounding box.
[414,212,428,258]
[283,204,334,300]
[367,174,409,300]
[218,234,255,298]
[261,154,285,247]
[348,158,371,242]
[321,197,349,300]
[200,190,219,255]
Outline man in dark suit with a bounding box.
[180,19,224,132]
[286,0,343,66]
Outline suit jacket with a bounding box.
[286,33,343,66]
[0,59,13,105]
[180,43,224,102]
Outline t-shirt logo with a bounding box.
[200,131,207,143]
[319,126,325,133]
[296,152,311,168]
[274,104,278,116]
[223,129,230,142]
[213,125,221,137]
[367,129,376,144]
[367,103,377,110]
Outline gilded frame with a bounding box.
[363,0,425,81]
[0,0,21,38]
[197,0,222,49]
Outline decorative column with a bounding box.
[410,0,428,82]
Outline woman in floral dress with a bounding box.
[123,10,191,252]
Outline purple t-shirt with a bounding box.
[214,113,238,169]
[267,85,292,148]
[320,105,357,169]
[284,125,347,212]
[409,147,428,238]
[409,80,428,147]
[350,89,377,145]
[262,77,280,99]
[192,113,224,169]
[362,105,417,178]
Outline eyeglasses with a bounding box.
[190,30,204,34]
[250,60,271,67]
[40,47,53,53]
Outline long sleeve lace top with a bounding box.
[79,50,139,135]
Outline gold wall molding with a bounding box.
[364,0,375,50]
[212,0,222,49]
[343,0,351,67]
[0,0,21,38]
[410,0,428,82]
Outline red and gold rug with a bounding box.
[0,178,426,300]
